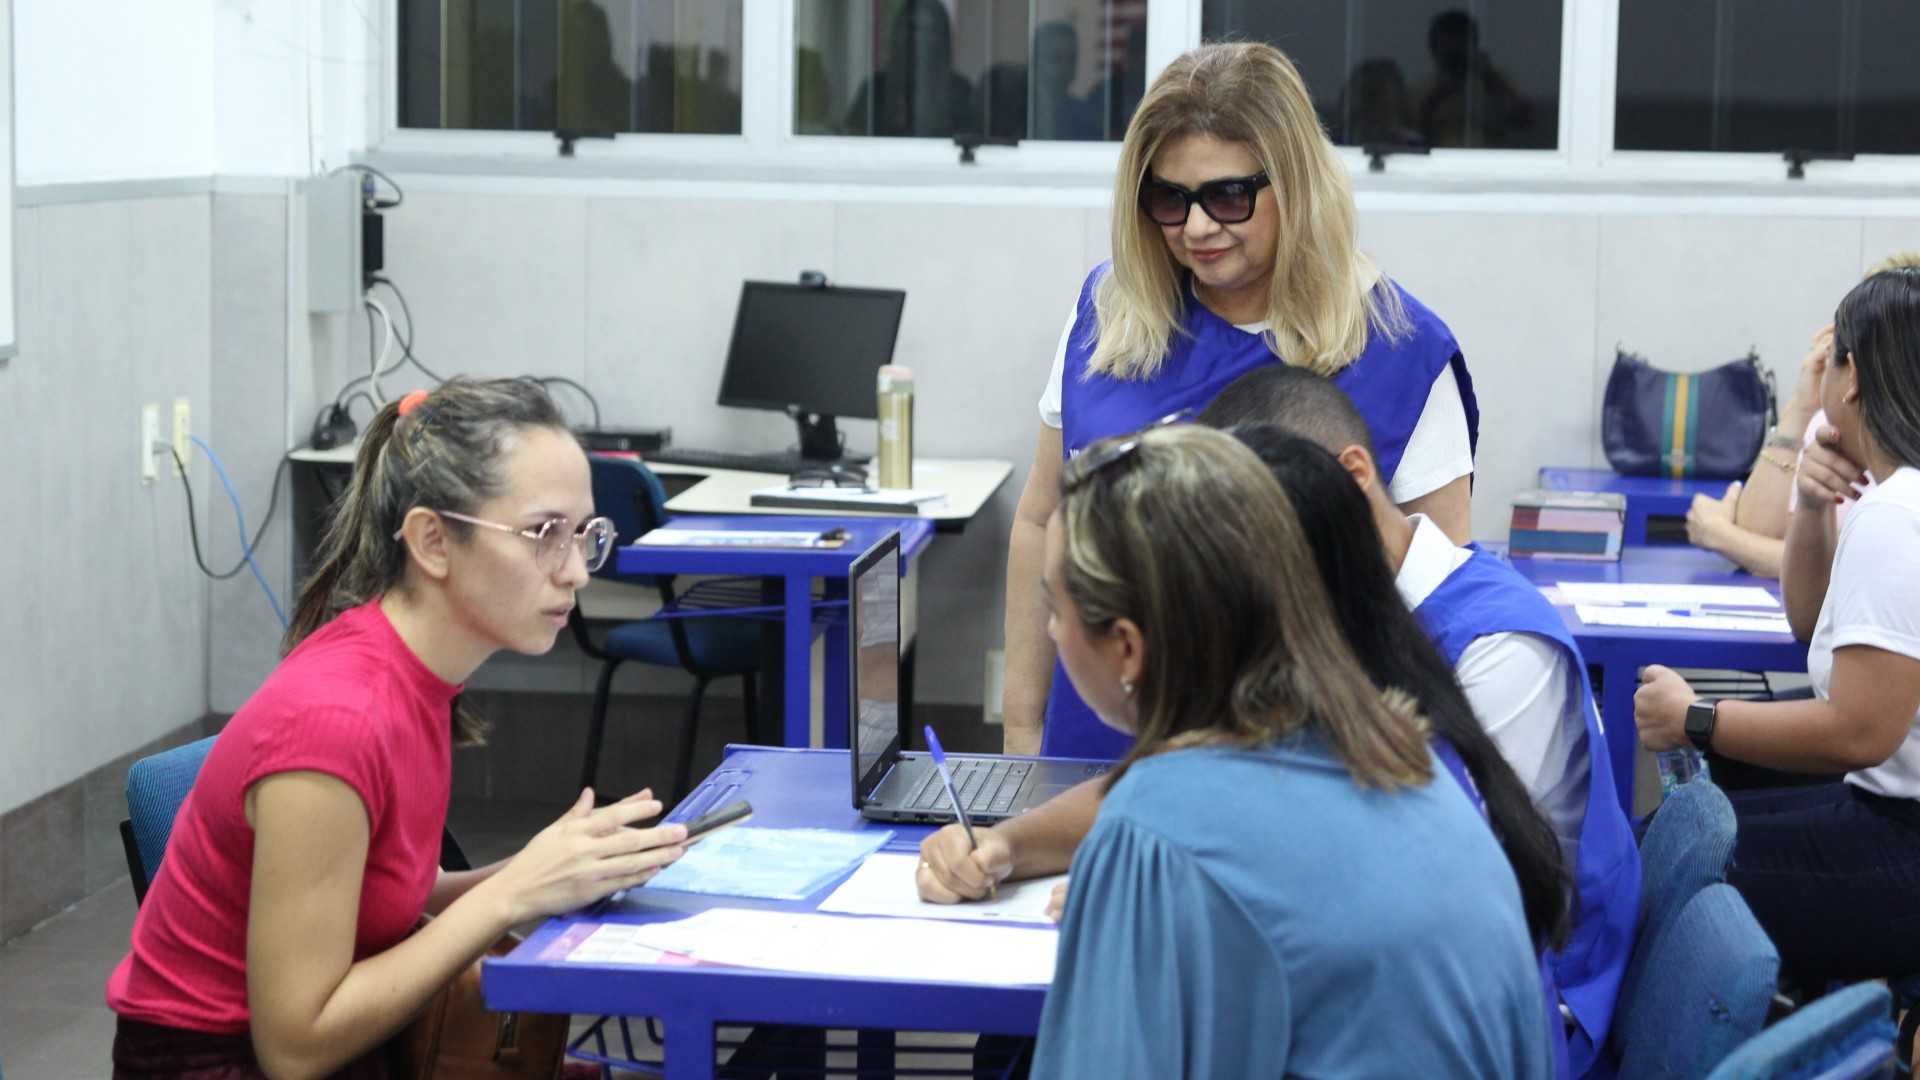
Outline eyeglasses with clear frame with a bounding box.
[394,510,617,573]
[1061,409,1195,494]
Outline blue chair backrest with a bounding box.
[126,735,218,891]
[1614,883,1780,1079]
[587,455,671,576]
[1706,982,1897,1080]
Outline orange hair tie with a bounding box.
[398,389,431,417]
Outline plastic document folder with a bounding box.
[606,908,1060,985]
[816,852,1065,925]
[643,826,892,900]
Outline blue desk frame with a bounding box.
[1537,467,1736,545]
[484,746,1064,1079]
[615,516,936,750]
[1498,544,1808,812]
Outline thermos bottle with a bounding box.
[876,365,914,489]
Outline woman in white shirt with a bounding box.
[1635,267,1920,991]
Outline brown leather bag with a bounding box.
[398,932,570,1079]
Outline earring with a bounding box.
[1121,679,1135,696]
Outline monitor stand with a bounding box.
[789,409,870,464]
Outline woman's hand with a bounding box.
[482,787,686,925]
[1780,326,1832,435]
[1798,425,1870,508]
[1045,879,1069,924]
[1634,665,1697,752]
[1686,482,1741,552]
[916,824,1014,903]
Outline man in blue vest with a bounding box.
[919,366,1639,1078]
[1206,366,1639,1078]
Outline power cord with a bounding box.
[329,163,404,209]
[167,439,290,628]
[369,275,447,383]
[531,375,602,429]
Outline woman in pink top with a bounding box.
[107,378,689,1077]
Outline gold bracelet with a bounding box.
[1758,449,1797,474]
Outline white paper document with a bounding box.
[637,528,839,548]
[1574,604,1792,635]
[816,853,1065,926]
[1554,582,1780,608]
[612,909,1059,985]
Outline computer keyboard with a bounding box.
[644,446,871,474]
[907,760,1032,817]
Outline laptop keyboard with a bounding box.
[906,760,1032,816]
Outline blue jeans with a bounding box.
[1727,783,1920,986]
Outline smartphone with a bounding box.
[681,799,753,844]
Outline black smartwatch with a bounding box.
[1684,699,1719,752]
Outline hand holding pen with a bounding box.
[914,728,1014,904]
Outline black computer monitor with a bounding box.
[717,280,907,461]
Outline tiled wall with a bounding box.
[0,192,215,818]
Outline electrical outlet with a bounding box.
[172,398,191,475]
[140,404,161,484]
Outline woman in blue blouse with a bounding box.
[1028,425,1546,1079]
[1003,42,1479,758]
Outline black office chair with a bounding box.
[569,456,769,805]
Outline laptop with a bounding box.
[848,531,1110,825]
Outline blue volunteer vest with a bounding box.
[1044,262,1479,759]
[1415,548,1642,1080]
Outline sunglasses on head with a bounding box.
[1138,172,1271,227]
[1061,410,1195,494]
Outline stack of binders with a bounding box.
[1508,489,1626,561]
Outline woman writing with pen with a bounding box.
[1024,424,1546,1078]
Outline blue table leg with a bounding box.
[823,589,850,751]
[662,1014,716,1080]
[1624,509,1649,546]
[784,574,812,748]
[1601,662,1640,815]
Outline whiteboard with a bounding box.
[0,0,13,360]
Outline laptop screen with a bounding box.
[849,531,902,804]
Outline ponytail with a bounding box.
[283,377,570,745]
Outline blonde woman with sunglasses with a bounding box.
[107,379,688,1078]
[1007,42,1479,760]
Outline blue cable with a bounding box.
[189,435,289,630]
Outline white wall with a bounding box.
[14,0,216,184]
[15,0,379,185]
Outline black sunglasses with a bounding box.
[1138,172,1271,226]
[1061,410,1195,494]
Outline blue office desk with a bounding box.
[484,746,1053,1080]
[617,516,936,750]
[1538,467,1738,545]
[1495,543,1807,812]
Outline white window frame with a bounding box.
[368,0,1920,193]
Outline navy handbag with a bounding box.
[1601,349,1776,479]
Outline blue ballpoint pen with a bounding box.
[923,726,977,850]
[924,725,996,899]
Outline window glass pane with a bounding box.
[795,1,1149,141]
[1200,1,1562,150]
[1615,0,1920,155]
[398,0,743,135]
